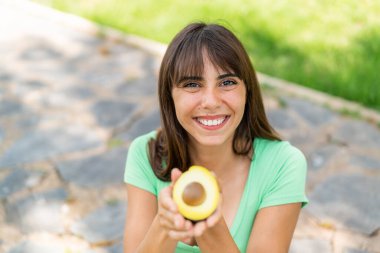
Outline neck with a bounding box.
[188,142,244,181]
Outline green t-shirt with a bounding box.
[124,131,308,253]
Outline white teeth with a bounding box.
[197,117,226,126]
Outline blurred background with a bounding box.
[36,0,380,111]
[0,0,379,253]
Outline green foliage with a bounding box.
[36,0,380,110]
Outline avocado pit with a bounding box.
[182,182,206,206]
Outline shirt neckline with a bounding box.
[177,138,262,250]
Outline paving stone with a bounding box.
[10,81,44,99]
[0,125,102,168]
[344,248,370,253]
[10,79,47,98]
[334,119,380,149]
[66,86,95,99]
[351,155,380,171]
[22,79,46,88]
[79,67,127,88]
[76,36,103,47]
[115,56,158,96]
[71,202,127,244]
[307,144,339,171]
[0,169,44,199]
[0,99,23,116]
[5,188,68,233]
[0,70,12,82]
[0,85,5,97]
[289,131,312,146]
[56,147,128,187]
[15,114,40,132]
[91,100,137,128]
[38,90,80,108]
[289,238,332,253]
[7,241,64,253]
[20,41,62,61]
[7,240,107,253]
[284,97,337,126]
[105,242,123,253]
[306,173,380,235]
[117,108,160,141]
[0,128,4,143]
[267,108,298,129]
[116,74,157,96]
[77,56,132,87]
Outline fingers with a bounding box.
[168,229,193,240]
[159,211,194,241]
[171,168,182,184]
[159,186,177,212]
[158,168,226,242]
[193,221,207,237]
[190,193,223,238]
[159,212,185,230]
[158,182,195,242]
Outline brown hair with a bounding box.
[149,22,280,181]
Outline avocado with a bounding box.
[173,166,220,221]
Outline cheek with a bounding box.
[173,93,199,115]
[172,96,191,125]
[228,91,246,112]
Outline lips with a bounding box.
[195,116,229,127]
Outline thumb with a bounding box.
[171,168,182,184]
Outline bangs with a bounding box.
[172,32,242,85]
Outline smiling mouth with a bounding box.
[196,116,229,127]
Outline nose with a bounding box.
[201,87,221,110]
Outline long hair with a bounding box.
[149,22,280,181]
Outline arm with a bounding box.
[123,170,194,253]
[123,184,177,253]
[195,216,240,253]
[187,189,240,252]
[246,203,302,253]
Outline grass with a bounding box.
[35,0,380,111]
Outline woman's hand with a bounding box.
[193,181,223,238]
[157,168,194,243]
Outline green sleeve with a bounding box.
[124,132,158,196]
[259,144,309,209]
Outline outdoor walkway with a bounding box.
[0,1,379,253]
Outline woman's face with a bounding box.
[171,55,246,149]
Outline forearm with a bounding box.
[196,217,240,253]
[135,215,178,253]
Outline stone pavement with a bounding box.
[0,1,379,253]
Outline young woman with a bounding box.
[123,22,308,253]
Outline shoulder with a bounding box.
[126,130,158,169]
[253,138,307,177]
[254,138,305,163]
[252,138,309,209]
[127,130,158,158]
[125,130,160,194]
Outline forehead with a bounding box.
[173,47,235,83]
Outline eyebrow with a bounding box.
[178,73,238,83]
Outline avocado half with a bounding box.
[172,166,220,221]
